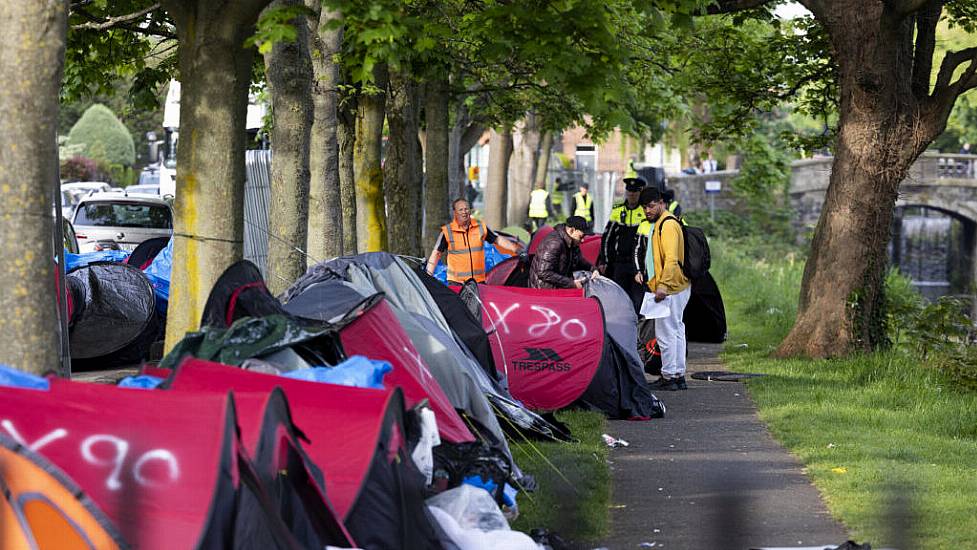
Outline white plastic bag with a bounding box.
[411,407,441,484]
[427,484,509,532]
[427,505,541,550]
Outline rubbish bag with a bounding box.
[427,506,539,550]
[143,237,173,314]
[412,407,441,485]
[427,484,509,532]
[433,441,512,505]
[64,250,130,272]
[281,355,391,389]
[117,375,165,389]
[0,365,49,390]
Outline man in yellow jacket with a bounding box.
[633,187,691,391]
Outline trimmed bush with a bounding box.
[66,104,136,167]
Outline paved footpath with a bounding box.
[601,343,847,550]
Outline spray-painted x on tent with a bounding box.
[0,379,337,549]
[163,358,442,550]
[472,284,663,419]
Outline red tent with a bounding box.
[0,380,298,549]
[478,285,605,410]
[337,296,474,443]
[528,226,601,265]
[165,358,441,549]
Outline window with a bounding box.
[75,202,172,229]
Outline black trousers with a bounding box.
[607,261,644,313]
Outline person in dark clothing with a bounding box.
[528,216,596,289]
[597,176,647,311]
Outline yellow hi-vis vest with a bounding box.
[529,189,549,218]
[573,192,593,221]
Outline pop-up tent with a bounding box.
[0,432,124,549]
[0,379,329,549]
[196,260,474,444]
[164,358,442,550]
[528,226,601,265]
[471,284,663,419]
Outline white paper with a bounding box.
[640,293,670,319]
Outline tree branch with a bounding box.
[72,3,160,30]
[910,1,941,99]
[704,0,771,14]
[934,47,977,93]
[883,0,935,17]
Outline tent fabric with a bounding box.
[474,285,663,419]
[201,260,288,329]
[685,272,728,343]
[283,253,563,443]
[585,275,643,367]
[166,359,442,549]
[66,262,160,365]
[126,236,170,270]
[0,433,124,550]
[528,227,601,266]
[0,380,239,549]
[416,267,500,382]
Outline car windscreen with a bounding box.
[74,202,172,229]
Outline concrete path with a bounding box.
[601,343,847,550]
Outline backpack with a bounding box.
[658,217,710,279]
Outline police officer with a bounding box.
[596,176,647,311]
[572,184,595,233]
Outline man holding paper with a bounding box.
[633,187,691,391]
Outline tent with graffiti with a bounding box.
[161,359,441,549]
[466,283,663,419]
[280,253,565,443]
[0,376,353,549]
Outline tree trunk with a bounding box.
[777,1,934,358]
[534,131,554,189]
[338,93,357,254]
[484,129,512,230]
[162,0,270,349]
[423,78,450,248]
[507,115,540,228]
[384,71,422,256]
[448,103,473,201]
[263,0,312,295]
[354,64,388,252]
[0,1,66,373]
[305,4,343,261]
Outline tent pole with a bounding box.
[53,173,71,378]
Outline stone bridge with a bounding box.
[668,152,977,300]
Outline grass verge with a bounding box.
[511,410,609,544]
[714,237,977,548]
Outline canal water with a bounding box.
[891,209,968,302]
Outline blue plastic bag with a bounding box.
[143,238,173,314]
[117,375,165,389]
[64,249,131,272]
[462,475,518,507]
[434,242,513,284]
[0,365,49,391]
[282,355,391,389]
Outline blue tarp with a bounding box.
[64,250,131,272]
[143,238,173,314]
[281,355,392,390]
[433,242,513,284]
[117,375,165,389]
[0,365,49,391]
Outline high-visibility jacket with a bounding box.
[441,219,488,283]
[573,192,593,221]
[598,202,646,266]
[529,189,549,218]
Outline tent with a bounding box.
[0,432,124,549]
[197,260,474,444]
[471,284,663,419]
[528,226,601,265]
[164,358,442,550]
[126,236,170,270]
[282,253,563,444]
[684,272,728,343]
[0,379,325,549]
[66,262,162,368]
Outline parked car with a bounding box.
[125,184,160,195]
[61,181,112,216]
[71,193,173,253]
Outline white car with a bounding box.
[71,193,173,252]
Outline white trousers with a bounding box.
[655,286,691,378]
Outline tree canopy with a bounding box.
[66,103,136,166]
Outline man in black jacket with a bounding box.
[528,216,596,289]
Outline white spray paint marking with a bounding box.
[485,302,589,339]
[1,420,68,452]
[403,345,433,384]
[528,306,562,337]
[486,302,520,335]
[81,435,130,491]
[133,449,180,487]
[561,319,588,339]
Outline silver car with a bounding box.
[71,193,173,252]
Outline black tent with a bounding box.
[684,272,727,343]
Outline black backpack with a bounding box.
[658,217,710,279]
